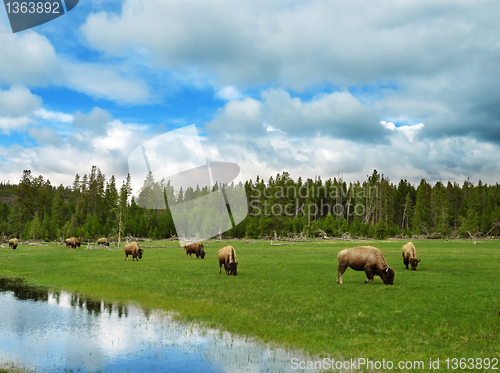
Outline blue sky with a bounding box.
[1,0,500,192]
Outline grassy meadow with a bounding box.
[1,239,499,371]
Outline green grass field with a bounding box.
[1,239,499,371]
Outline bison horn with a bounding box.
[384,268,389,273]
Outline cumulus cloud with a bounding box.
[206,97,262,135]
[381,121,424,142]
[0,32,59,86]
[204,129,500,187]
[0,28,151,104]
[72,107,113,135]
[0,86,41,135]
[206,89,388,142]
[214,86,242,101]
[78,0,500,146]
[261,89,386,141]
[28,127,63,146]
[79,0,497,86]
[0,86,42,117]
[0,116,32,135]
[60,62,151,104]
[0,118,150,186]
[3,0,500,187]
[34,109,73,123]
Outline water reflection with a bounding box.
[0,277,308,372]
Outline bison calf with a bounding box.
[124,242,143,261]
[184,242,205,259]
[218,246,238,275]
[337,246,395,285]
[8,238,18,250]
[402,242,420,270]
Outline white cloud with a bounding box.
[207,88,386,141]
[0,30,151,104]
[72,107,112,135]
[0,118,150,186]
[206,97,262,134]
[265,124,285,134]
[0,116,32,135]
[92,119,148,155]
[77,0,500,148]
[381,121,424,142]
[215,86,242,101]
[205,129,500,187]
[3,0,500,188]
[60,62,151,104]
[0,86,42,117]
[0,31,59,86]
[80,0,498,88]
[28,127,63,146]
[34,109,73,123]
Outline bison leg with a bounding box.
[337,263,348,284]
[363,267,375,284]
[403,254,409,269]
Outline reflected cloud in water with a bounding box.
[0,278,309,372]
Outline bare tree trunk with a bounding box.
[118,209,122,247]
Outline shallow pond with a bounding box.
[0,278,308,372]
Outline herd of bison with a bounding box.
[3,236,422,282]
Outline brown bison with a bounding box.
[124,242,143,261]
[97,237,109,247]
[337,246,395,285]
[402,242,420,270]
[184,242,205,259]
[8,238,18,250]
[65,237,81,249]
[218,245,238,275]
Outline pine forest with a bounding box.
[1,167,500,242]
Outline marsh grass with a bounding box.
[1,239,499,370]
[0,363,33,373]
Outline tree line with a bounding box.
[1,168,499,241]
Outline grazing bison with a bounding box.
[97,237,109,247]
[65,237,81,249]
[337,246,395,285]
[8,238,18,250]
[402,242,420,270]
[124,242,143,261]
[218,245,238,275]
[184,242,205,259]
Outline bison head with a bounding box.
[381,266,395,285]
[410,257,420,270]
[200,250,206,259]
[137,248,144,259]
[228,262,238,276]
